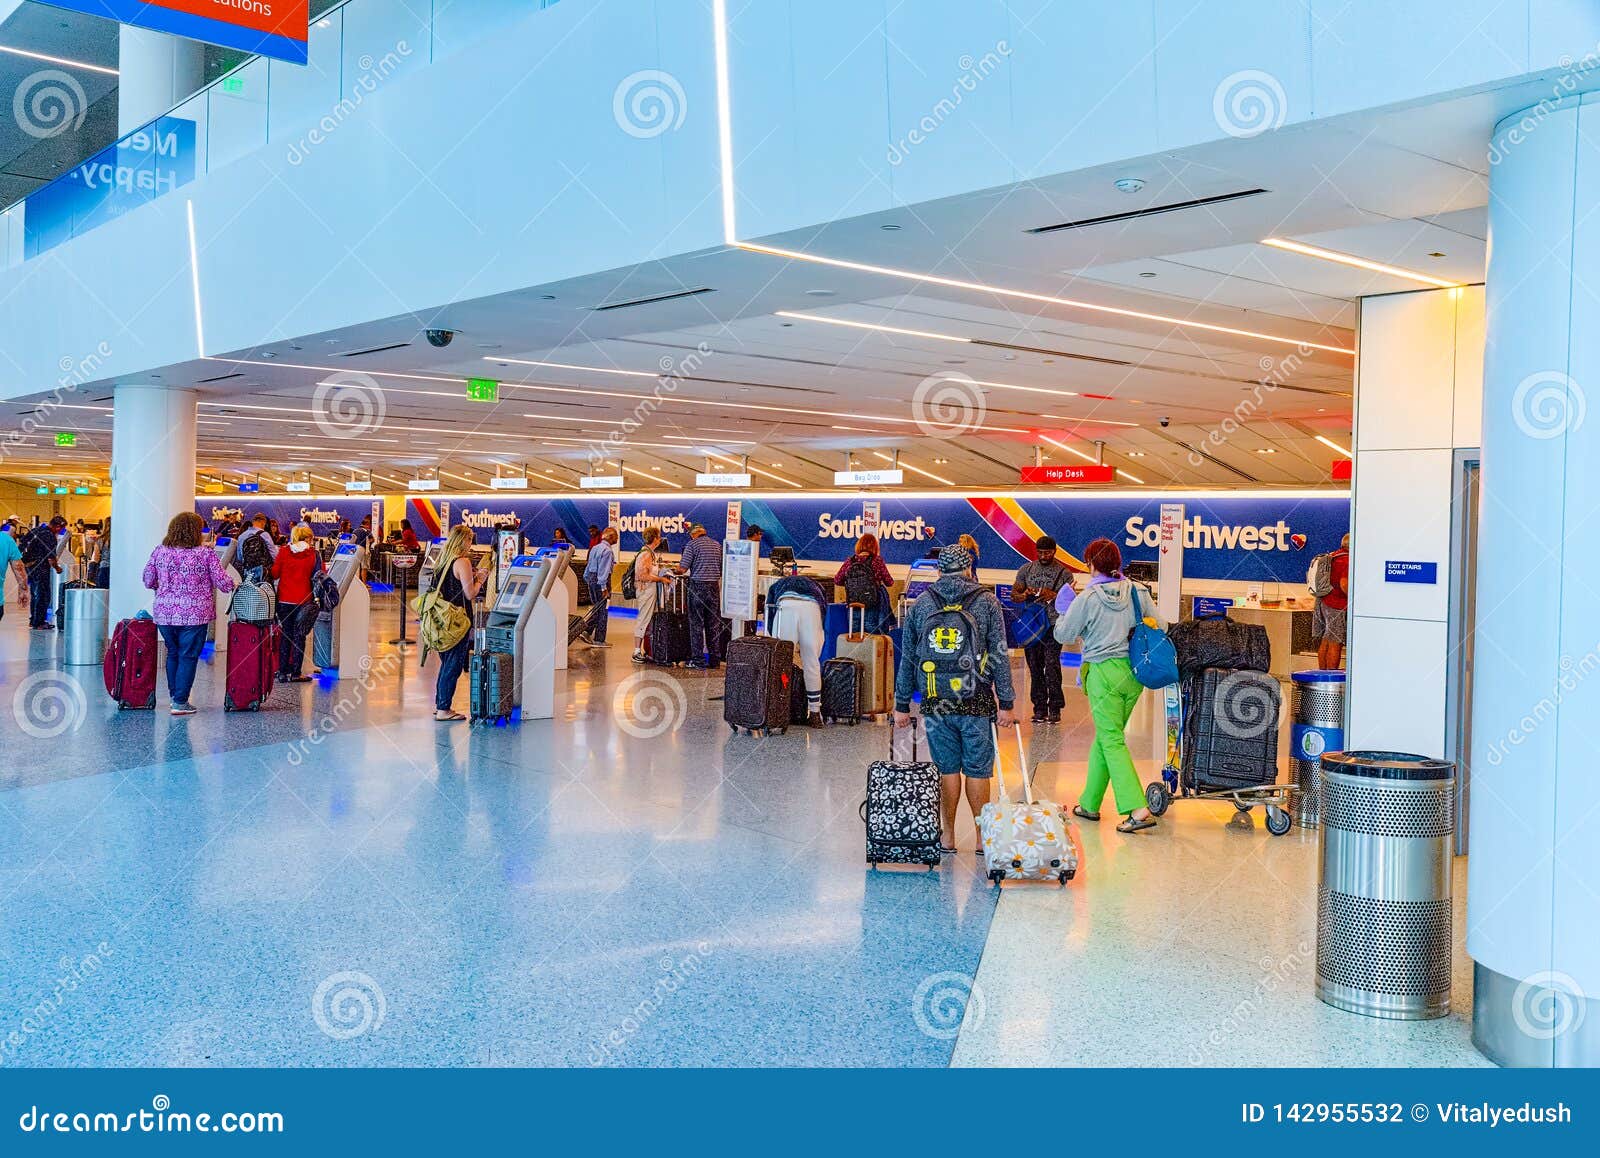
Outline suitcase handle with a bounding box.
[848,601,865,638]
[989,721,1036,805]
[890,714,919,762]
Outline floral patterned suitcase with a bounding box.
[862,720,942,869]
[979,722,1078,885]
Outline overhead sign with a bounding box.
[344,480,372,493]
[834,469,903,487]
[695,473,751,488]
[862,500,881,538]
[1385,560,1438,585]
[1331,459,1353,482]
[34,486,48,495]
[581,476,625,490]
[39,1,311,65]
[237,482,260,493]
[1019,464,1114,484]
[54,432,76,447]
[490,477,529,490]
[284,481,311,493]
[26,116,197,258]
[466,378,500,403]
[725,501,742,541]
[408,479,441,492]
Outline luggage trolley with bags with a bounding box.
[1144,609,1294,834]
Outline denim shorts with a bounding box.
[921,712,995,779]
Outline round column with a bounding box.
[1470,94,1600,1067]
[109,386,197,625]
[118,26,205,134]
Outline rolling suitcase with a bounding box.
[224,619,280,711]
[1182,667,1281,791]
[821,657,862,724]
[470,650,516,724]
[649,578,691,666]
[723,634,795,735]
[979,722,1077,885]
[789,663,811,725]
[103,616,158,710]
[312,611,335,671]
[862,720,941,869]
[834,603,893,719]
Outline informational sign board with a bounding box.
[55,432,76,447]
[862,501,881,538]
[1385,560,1438,584]
[40,0,311,64]
[720,538,759,622]
[606,501,620,528]
[834,469,903,487]
[466,378,499,403]
[408,479,440,492]
[285,481,311,493]
[696,473,751,488]
[581,476,625,490]
[370,501,383,535]
[237,482,260,493]
[725,501,742,541]
[1156,502,1185,769]
[489,477,529,490]
[1193,596,1234,618]
[1019,464,1114,484]
[345,480,372,492]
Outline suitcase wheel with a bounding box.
[728,723,738,733]
[1145,781,1171,816]
[1058,870,1072,885]
[1233,800,1253,813]
[987,869,1004,885]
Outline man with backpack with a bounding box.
[1310,532,1351,670]
[19,517,65,630]
[1011,534,1073,724]
[235,513,277,577]
[893,543,1016,854]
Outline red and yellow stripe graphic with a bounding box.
[409,498,443,539]
[966,497,1088,571]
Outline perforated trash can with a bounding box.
[1290,670,1346,828]
[62,586,109,667]
[1315,751,1455,1020]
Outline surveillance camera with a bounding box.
[1159,416,1171,428]
[424,329,455,348]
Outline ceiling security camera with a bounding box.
[425,329,455,348]
[1159,416,1171,428]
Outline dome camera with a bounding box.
[425,329,456,348]
[1159,416,1171,428]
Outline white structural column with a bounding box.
[1347,286,1483,754]
[1469,95,1600,1067]
[117,26,206,134]
[109,386,197,625]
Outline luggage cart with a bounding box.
[1143,673,1295,836]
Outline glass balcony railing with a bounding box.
[0,0,564,272]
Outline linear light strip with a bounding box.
[1260,238,1462,289]
[186,201,205,358]
[872,451,951,486]
[773,311,969,344]
[742,243,1354,355]
[0,43,119,76]
[706,450,800,488]
[1314,434,1352,458]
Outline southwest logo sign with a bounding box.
[44,1,311,65]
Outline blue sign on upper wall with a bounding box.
[39,1,310,65]
[25,116,196,259]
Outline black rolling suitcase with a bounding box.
[862,720,941,869]
[1182,667,1281,790]
[649,578,691,666]
[724,635,795,735]
[821,657,862,724]
[789,663,810,725]
[470,651,515,724]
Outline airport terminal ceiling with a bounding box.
[0,82,1499,496]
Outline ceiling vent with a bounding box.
[1026,188,1268,234]
[338,342,412,358]
[592,287,715,312]
[195,372,243,384]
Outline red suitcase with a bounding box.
[225,620,280,712]
[103,617,158,710]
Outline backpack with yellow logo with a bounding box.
[916,591,988,702]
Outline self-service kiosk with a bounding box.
[417,537,449,596]
[482,554,557,720]
[532,544,574,670]
[312,541,371,678]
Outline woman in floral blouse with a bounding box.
[142,511,234,716]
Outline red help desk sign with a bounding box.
[46,1,310,65]
[1019,464,1115,485]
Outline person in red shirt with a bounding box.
[400,520,421,551]
[1315,533,1351,670]
[271,525,322,682]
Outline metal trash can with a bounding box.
[62,586,110,667]
[1315,751,1455,1020]
[1289,670,1346,828]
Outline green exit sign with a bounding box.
[55,432,76,447]
[222,77,244,93]
[466,377,499,403]
[35,486,48,495]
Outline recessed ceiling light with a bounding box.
[932,457,949,464]
[1255,448,1277,454]
[770,462,783,467]
[880,223,901,231]
[1428,252,1446,258]
[1126,451,1146,458]
[260,351,276,359]
[1138,271,1157,278]
[476,342,501,349]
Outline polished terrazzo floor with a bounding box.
[0,596,1482,1066]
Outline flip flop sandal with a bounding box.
[1072,805,1101,821]
[938,843,958,855]
[435,711,467,722]
[1117,815,1157,833]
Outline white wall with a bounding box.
[1347,285,1484,755]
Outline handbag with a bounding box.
[1125,582,1178,688]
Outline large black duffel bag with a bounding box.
[1168,613,1271,677]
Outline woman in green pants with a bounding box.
[1053,537,1160,833]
